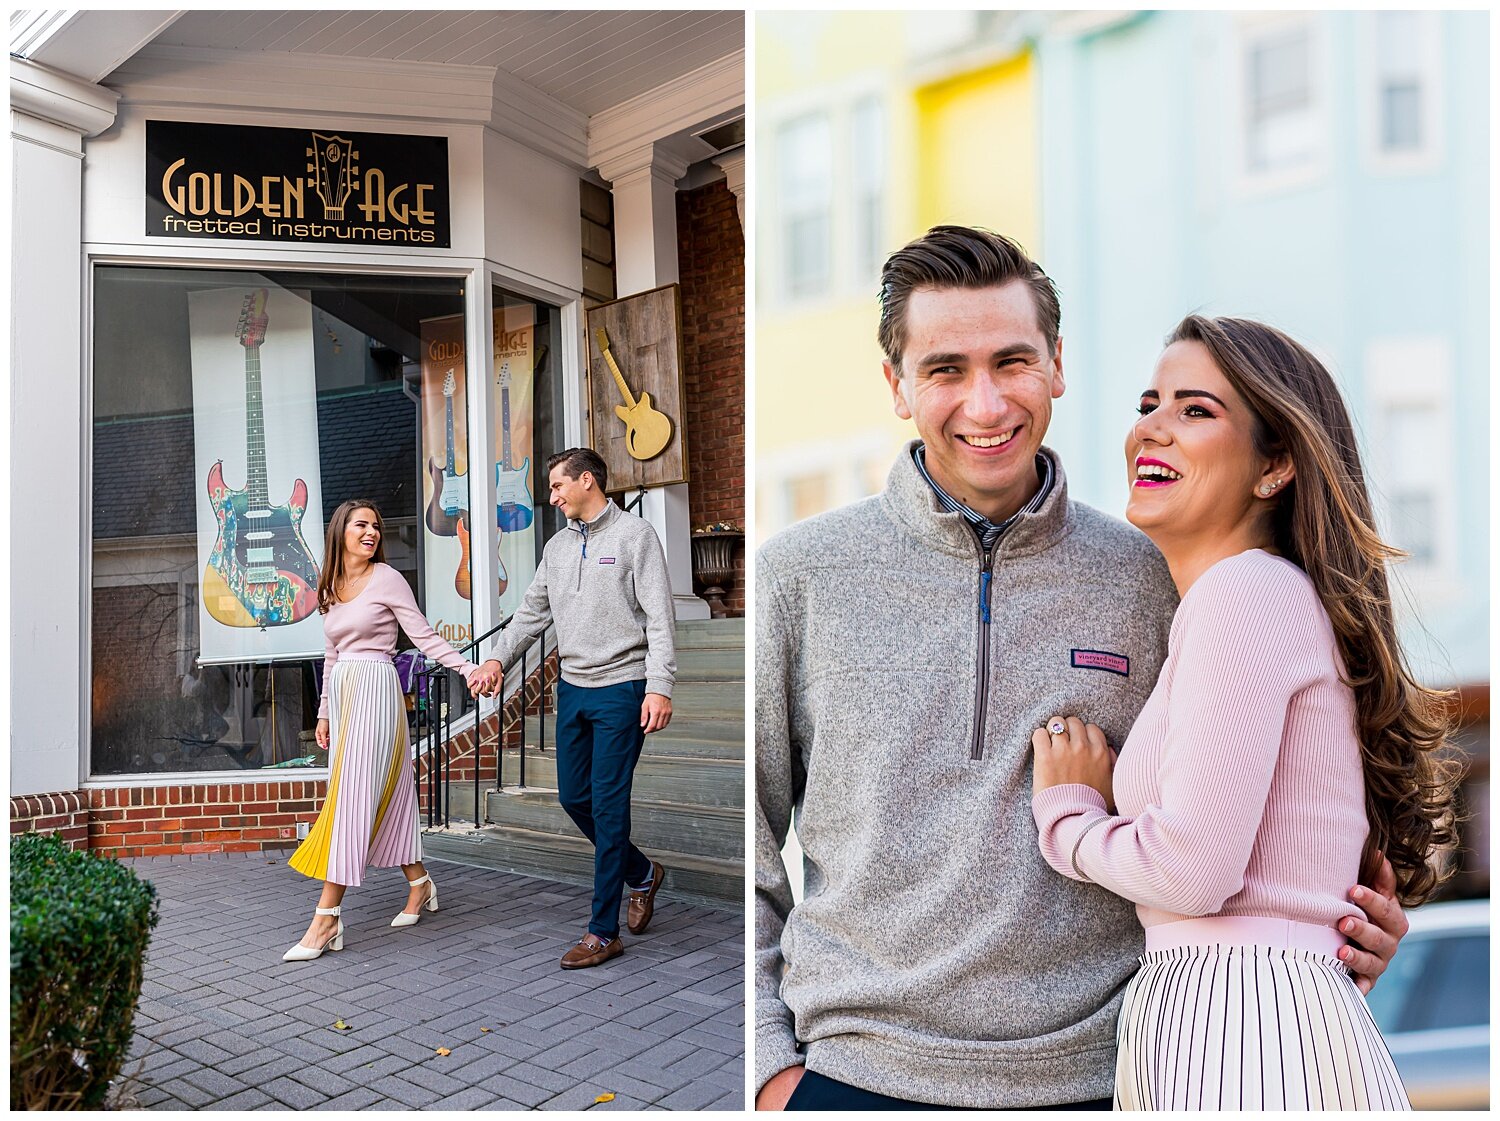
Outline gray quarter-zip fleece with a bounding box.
[755,444,1179,1108]
[491,500,676,696]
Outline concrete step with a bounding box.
[420,823,743,909]
[659,679,743,717]
[498,749,743,809]
[483,789,744,862]
[672,618,744,650]
[516,716,743,761]
[673,648,745,680]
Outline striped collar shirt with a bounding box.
[911,443,1055,552]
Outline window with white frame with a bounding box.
[1364,337,1455,578]
[1244,22,1316,175]
[850,97,886,285]
[1376,13,1424,151]
[778,113,834,299]
[1361,11,1442,171]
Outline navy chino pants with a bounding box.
[553,678,654,939]
[785,1070,1113,1111]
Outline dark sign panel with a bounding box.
[146,121,450,247]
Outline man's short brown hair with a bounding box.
[877,225,1061,370]
[547,447,608,492]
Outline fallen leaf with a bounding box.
[332,1020,352,1031]
[435,1047,451,1056]
[594,1093,615,1104]
[479,1027,491,1033]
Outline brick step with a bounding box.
[420,823,743,908]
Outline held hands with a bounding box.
[1030,715,1117,809]
[1338,851,1409,994]
[469,659,503,698]
[755,1066,805,1111]
[315,719,329,751]
[641,692,672,734]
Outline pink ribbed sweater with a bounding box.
[317,563,479,720]
[1032,549,1367,932]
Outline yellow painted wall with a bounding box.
[915,52,1039,255]
[757,12,909,100]
[755,14,1041,537]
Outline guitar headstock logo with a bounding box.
[236,289,270,348]
[306,132,359,220]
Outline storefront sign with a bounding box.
[146,121,450,247]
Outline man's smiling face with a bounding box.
[883,282,1065,523]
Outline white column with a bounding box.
[598,144,710,620]
[713,149,746,228]
[10,59,119,795]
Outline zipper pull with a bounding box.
[980,571,991,624]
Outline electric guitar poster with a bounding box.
[189,286,326,664]
[418,314,474,648]
[493,310,539,617]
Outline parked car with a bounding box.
[1365,897,1489,1109]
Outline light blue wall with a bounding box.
[1038,10,1488,685]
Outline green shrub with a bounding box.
[10,832,160,1110]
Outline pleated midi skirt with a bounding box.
[288,656,420,887]
[1114,942,1411,1110]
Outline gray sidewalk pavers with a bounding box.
[117,852,745,1110]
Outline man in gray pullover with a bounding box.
[755,227,1408,1109]
[476,447,675,970]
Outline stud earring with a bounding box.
[1259,484,1273,496]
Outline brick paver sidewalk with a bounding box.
[118,852,745,1110]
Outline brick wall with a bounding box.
[85,781,325,857]
[677,179,746,616]
[11,791,90,851]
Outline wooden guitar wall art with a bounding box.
[203,288,320,629]
[593,327,672,461]
[584,284,690,490]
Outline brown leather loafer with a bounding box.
[560,934,623,970]
[627,860,666,935]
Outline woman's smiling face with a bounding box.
[1124,339,1282,546]
[342,507,381,562]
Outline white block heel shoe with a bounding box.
[391,874,438,927]
[282,906,344,962]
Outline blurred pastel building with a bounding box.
[756,9,1488,890]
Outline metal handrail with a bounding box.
[623,486,647,514]
[413,613,554,831]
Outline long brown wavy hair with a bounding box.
[1167,315,1459,904]
[316,499,387,614]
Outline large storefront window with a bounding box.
[90,266,467,776]
[492,285,564,622]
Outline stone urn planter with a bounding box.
[690,526,744,618]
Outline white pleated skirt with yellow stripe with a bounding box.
[289,656,419,887]
[1114,920,1410,1110]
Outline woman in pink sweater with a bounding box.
[1031,316,1456,1109]
[283,500,493,962]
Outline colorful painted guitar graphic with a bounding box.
[425,370,467,536]
[494,361,534,531]
[593,326,673,461]
[203,289,320,629]
[454,515,507,600]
